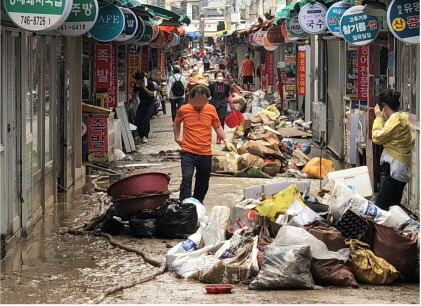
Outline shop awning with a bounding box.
[141,4,191,25]
[275,0,335,19]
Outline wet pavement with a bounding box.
[1,111,419,304]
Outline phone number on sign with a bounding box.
[58,24,86,31]
[20,15,50,26]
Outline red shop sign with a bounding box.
[141,46,149,72]
[357,45,374,102]
[297,47,306,96]
[108,44,118,108]
[87,116,108,153]
[266,25,284,45]
[95,44,112,89]
[265,50,275,87]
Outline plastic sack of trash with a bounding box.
[197,236,259,284]
[156,201,198,239]
[256,184,305,222]
[129,209,157,238]
[272,225,349,261]
[202,206,231,247]
[323,182,355,222]
[348,194,390,224]
[346,239,400,285]
[166,227,204,268]
[382,206,412,230]
[182,197,207,227]
[311,258,359,287]
[249,244,314,290]
[170,241,226,278]
[371,223,419,282]
[302,157,336,179]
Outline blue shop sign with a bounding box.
[387,0,419,44]
[326,1,350,38]
[115,8,138,42]
[89,3,124,42]
[340,5,379,45]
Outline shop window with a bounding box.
[82,37,94,103]
[44,37,54,164]
[32,36,43,172]
[192,5,199,20]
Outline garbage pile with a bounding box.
[213,103,331,178]
[165,180,420,288]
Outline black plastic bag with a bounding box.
[129,218,157,238]
[100,217,124,235]
[156,201,198,239]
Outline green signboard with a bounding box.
[56,0,98,36]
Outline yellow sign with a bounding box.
[127,45,142,96]
[392,18,406,31]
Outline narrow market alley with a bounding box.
[0,112,419,304]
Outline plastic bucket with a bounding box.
[225,110,244,128]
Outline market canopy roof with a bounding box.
[99,0,190,26]
[275,0,335,19]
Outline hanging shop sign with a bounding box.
[127,44,142,97]
[297,46,306,96]
[265,50,275,88]
[254,31,266,46]
[138,21,153,45]
[95,44,112,89]
[56,0,98,36]
[4,0,72,31]
[108,44,118,108]
[115,8,138,42]
[357,44,374,103]
[163,31,173,45]
[266,25,284,44]
[340,6,379,45]
[89,3,124,42]
[326,1,350,38]
[261,64,268,90]
[281,22,300,41]
[387,0,420,44]
[299,3,328,34]
[87,116,108,153]
[151,24,160,40]
[263,34,279,51]
[126,16,145,44]
[159,49,166,76]
[141,46,149,72]
[248,33,257,46]
[286,16,308,38]
[149,47,158,71]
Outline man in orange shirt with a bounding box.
[240,54,255,91]
[174,85,236,203]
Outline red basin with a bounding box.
[107,172,171,200]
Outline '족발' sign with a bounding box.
[56,0,98,36]
[326,1,350,38]
[89,3,124,42]
[4,0,73,31]
[340,5,379,45]
[299,3,328,34]
[387,0,420,44]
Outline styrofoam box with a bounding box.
[322,166,372,198]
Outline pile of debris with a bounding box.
[165,180,420,288]
[213,104,330,178]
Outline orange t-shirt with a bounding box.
[241,59,254,76]
[174,103,221,155]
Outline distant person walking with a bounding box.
[203,52,210,71]
[240,54,254,91]
[209,71,230,144]
[167,65,187,122]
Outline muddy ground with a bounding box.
[1,149,420,304]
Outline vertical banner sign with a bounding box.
[149,47,158,71]
[87,116,108,152]
[141,46,149,73]
[127,44,142,99]
[357,45,369,101]
[95,44,112,90]
[108,44,118,108]
[297,47,306,96]
[265,50,275,87]
[261,64,268,90]
[160,50,166,77]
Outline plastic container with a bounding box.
[204,284,234,294]
[225,110,244,128]
[107,172,170,200]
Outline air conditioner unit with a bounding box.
[312,101,326,142]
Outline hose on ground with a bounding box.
[68,229,166,304]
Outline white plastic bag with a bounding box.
[272,225,349,261]
[166,227,204,268]
[382,205,411,229]
[323,182,355,222]
[348,194,390,224]
[202,206,231,247]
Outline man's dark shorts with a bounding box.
[243,75,253,84]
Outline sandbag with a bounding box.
[249,244,314,290]
[197,236,259,284]
[304,220,347,252]
[371,223,419,282]
[302,157,335,179]
[156,202,198,239]
[346,239,400,285]
[311,259,359,287]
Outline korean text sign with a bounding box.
[341,6,379,45]
[95,44,112,89]
[387,0,420,44]
[357,44,374,104]
[87,116,108,152]
[297,47,306,96]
